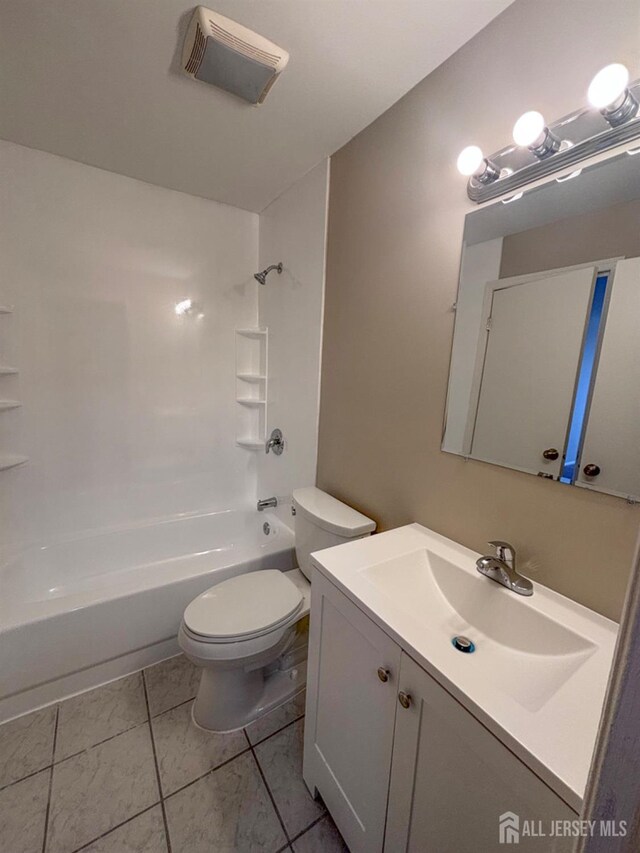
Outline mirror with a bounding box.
[443,150,640,502]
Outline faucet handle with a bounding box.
[265,428,285,456]
[488,540,516,563]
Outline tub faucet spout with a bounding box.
[257,497,278,512]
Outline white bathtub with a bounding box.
[0,509,295,721]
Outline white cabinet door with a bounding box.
[385,653,577,853]
[303,570,401,853]
[577,257,640,500]
[471,266,596,477]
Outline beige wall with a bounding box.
[501,197,640,278]
[317,0,640,622]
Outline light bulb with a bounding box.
[512,111,561,159]
[588,63,629,109]
[512,111,546,147]
[175,298,193,316]
[456,146,484,176]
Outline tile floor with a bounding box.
[0,655,348,853]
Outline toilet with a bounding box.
[178,487,376,731]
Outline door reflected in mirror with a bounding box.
[443,150,640,502]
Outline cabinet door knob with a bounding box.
[583,464,601,477]
[377,667,390,683]
[398,691,412,709]
[542,448,559,460]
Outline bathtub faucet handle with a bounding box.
[265,428,285,456]
[257,497,278,512]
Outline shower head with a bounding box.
[254,262,283,285]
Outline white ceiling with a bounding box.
[0,1,513,212]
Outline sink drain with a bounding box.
[452,635,475,653]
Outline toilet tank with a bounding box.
[292,487,376,580]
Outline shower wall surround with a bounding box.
[257,160,329,501]
[0,141,259,557]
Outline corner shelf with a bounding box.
[237,398,266,407]
[236,372,266,382]
[0,304,24,466]
[236,438,265,450]
[0,454,28,471]
[236,328,267,338]
[235,328,268,449]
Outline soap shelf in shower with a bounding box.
[0,305,25,464]
[236,328,267,338]
[0,305,24,466]
[235,327,268,449]
[236,372,266,382]
[236,438,265,450]
[237,398,266,407]
[0,454,28,471]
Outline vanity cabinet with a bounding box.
[386,653,575,853]
[304,572,577,853]
[303,570,402,853]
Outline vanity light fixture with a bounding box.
[512,111,561,158]
[588,63,638,127]
[460,63,640,203]
[456,146,499,184]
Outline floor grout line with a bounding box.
[40,705,59,853]
[149,693,197,720]
[251,716,329,849]
[0,763,52,794]
[288,812,327,844]
[69,803,161,853]
[0,672,158,789]
[160,746,252,800]
[246,712,306,747]
[1,727,157,796]
[52,719,148,767]
[156,708,306,803]
[249,739,292,846]
[142,669,172,853]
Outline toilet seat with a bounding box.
[183,569,304,644]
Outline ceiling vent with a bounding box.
[182,6,289,105]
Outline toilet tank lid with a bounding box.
[292,487,376,537]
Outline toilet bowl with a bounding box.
[179,568,310,731]
[179,487,376,731]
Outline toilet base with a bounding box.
[192,659,308,733]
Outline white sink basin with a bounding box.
[362,548,596,712]
[311,523,618,811]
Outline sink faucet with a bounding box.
[257,497,278,512]
[476,541,533,596]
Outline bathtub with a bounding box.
[0,509,295,721]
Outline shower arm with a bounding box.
[254,262,283,285]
